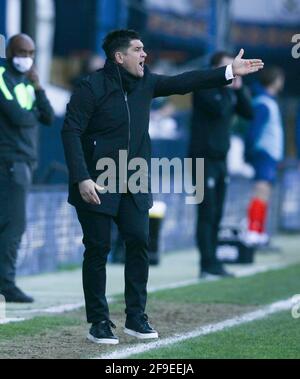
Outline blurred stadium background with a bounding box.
[0,0,300,276]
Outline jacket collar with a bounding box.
[103,59,120,78]
[103,59,141,94]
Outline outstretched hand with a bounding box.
[232,49,264,77]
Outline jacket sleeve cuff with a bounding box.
[225,65,235,81]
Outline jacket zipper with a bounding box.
[124,91,131,157]
[117,65,131,192]
[116,66,131,157]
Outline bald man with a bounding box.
[0,34,54,303]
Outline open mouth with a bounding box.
[139,62,144,70]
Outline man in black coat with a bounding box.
[61,30,264,344]
[189,51,254,279]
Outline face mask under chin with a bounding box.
[12,57,34,73]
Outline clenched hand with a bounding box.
[26,65,43,90]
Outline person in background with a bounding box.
[244,67,285,246]
[0,34,54,303]
[190,51,254,278]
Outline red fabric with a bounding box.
[247,198,268,233]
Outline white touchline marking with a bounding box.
[148,279,204,292]
[23,302,85,314]
[233,263,287,277]
[96,298,293,360]
[0,318,25,325]
[2,262,289,324]
[6,297,115,317]
[147,262,287,292]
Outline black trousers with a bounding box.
[195,158,227,271]
[0,162,30,291]
[76,193,149,324]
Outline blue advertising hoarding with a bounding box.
[0,0,6,36]
[96,0,128,56]
[139,0,219,56]
[53,0,128,57]
[231,0,300,95]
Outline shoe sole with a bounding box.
[87,333,119,345]
[1,295,34,303]
[124,328,158,339]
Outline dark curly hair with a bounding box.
[102,29,141,61]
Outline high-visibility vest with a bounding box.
[0,66,35,111]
